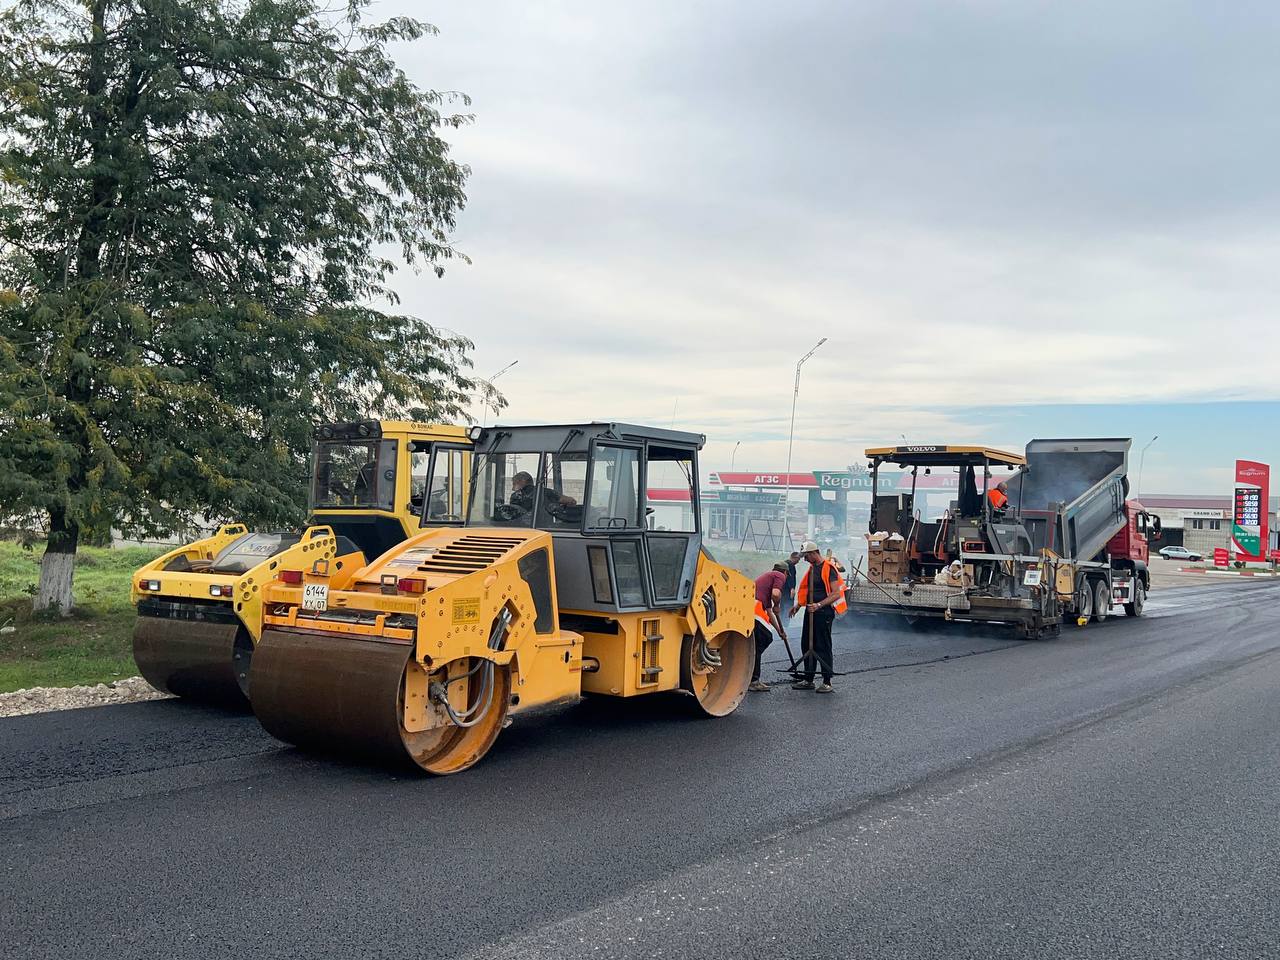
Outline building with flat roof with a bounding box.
[649,481,1280,558]
[1137,495,1280,555]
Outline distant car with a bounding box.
[1159,545,1203,561]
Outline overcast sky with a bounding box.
[378,0,1280,494]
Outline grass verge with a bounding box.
[0,541,164,692]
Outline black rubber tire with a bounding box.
[1092,579,1110,623]
[1075,580,1094,624]
[1124,580,1146,617]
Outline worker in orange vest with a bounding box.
[750,563,789,692]
[792,540,847,693]
[987,480,1009,517]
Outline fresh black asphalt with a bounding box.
[2,578,1277,959]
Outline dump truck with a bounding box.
[248,422,756,774]
[131,420,472,704]
[846,439,1160,638]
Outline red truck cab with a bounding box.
[1106,501,1160,564]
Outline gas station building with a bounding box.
[649,467,972,550]
[650,459,1280,560]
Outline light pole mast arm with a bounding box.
[1137,434,1158,499]
[783,337,828,546]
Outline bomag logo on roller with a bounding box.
[452,598,481,624]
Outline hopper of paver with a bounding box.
[1008,438,1130,563]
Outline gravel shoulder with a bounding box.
[0,676,169,718]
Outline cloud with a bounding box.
[381,1,1280,482]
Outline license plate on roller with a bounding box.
[302,583,329,611]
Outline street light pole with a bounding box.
[1137,434,1158,499]
[480,360,519,428]
[730,441,741,471]
[783,337,828,547]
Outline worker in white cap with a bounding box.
[791,540,847,693]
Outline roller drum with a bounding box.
[250,628,511,774]
[250,629,412,764]
[132,613,250,707]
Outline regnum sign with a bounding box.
[813,470,871,491]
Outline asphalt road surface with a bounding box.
[3,578,1278,959]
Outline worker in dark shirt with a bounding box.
[510,470,575,523]
[509,471,539,514]
[750,563,789,692]
[792,540,847,693]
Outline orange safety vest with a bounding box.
[988,487,1008,510]
[795,558,847,615]
[753,598,772,626]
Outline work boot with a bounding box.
[792,680,815,690]
[816,682,834,694]
[748,680,770,692]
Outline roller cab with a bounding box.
[249,422,756,774]
[131,420,473,705]
[309,420,472,559]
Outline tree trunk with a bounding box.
[33,511,80,616]
[33,0,108,620]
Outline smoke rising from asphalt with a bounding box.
[1011,447,1128,510]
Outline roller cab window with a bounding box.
[312,439,398,511]
[644,444,699,603]
[408,441,432,513]
[469,450,587,528]
[469,452,546,527]
[538,452,586,529]
[645,445,697,533]
[423,446,468,523]
[585,445,641,530]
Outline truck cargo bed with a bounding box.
[1008,438,1131,562]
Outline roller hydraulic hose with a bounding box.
[696,632,722,669]
[428,607,513,729]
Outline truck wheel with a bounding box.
[1074,580,1093,625]
[1124,580,1146,617]
[1092,579,1110,623]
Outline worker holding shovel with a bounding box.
[749,563,790,692]
[792,540,847,693]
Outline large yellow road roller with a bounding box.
[131,420,472,705]
[249,422,756,773]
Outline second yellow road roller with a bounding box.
[249,422,756,773]
[131,420,471,705]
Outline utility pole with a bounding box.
[783,337,828,547]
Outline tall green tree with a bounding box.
[0,0,479,613]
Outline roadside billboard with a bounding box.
[1231,460,1270,561]
[709,472,818,488]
